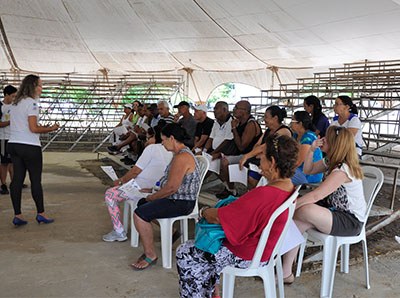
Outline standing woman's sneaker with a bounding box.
[0,184,9,195]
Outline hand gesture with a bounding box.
[311,137,324,152]
[231,118,239,129]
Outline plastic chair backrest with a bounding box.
[361,166,384,228]
[192,155,210,213]
[248,185,301,269]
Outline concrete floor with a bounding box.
[0,152,399,297]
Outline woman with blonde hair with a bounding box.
[281,126,365,284]
[8,74,59,226]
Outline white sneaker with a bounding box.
[102,230,127,242]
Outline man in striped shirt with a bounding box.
[157,100,174,123]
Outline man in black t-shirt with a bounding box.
[192,103,214,152]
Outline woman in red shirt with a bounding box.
[176,135,299,298]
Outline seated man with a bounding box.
[173,101,197,148]
[203,101,234,158]
[216,100,262,198]
[192,103,214,152]
[157,100,174,124]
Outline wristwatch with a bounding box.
[118,179,123,185]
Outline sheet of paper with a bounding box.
[280,220,305,255]
[141,122,150,131]
[202,152,220,174]
[118,179,149,199]
[249,163,261,173]
[228,164,248,186]
[194,148,202,154]
[101,166,118,181]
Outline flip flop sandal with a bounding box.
[131,256,158,271]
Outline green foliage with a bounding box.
[208,83,235,104]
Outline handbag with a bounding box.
[194,195,237,254]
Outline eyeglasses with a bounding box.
[290,120,299,124]
[333,102,345,106]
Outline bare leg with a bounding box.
[0,164,8,185]
[116,133,137,150]
[219,157,234,189]
[132,213,157,268]
[282,204,333,278]
[248,177,259,189]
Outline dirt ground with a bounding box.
[0,152,398,297]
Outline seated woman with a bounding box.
[331,95,363,158]
[102,125,173,242]
[290,111,323,185]
[303,95,330,137]
[239,106,292,189]
[176,135,299,298]
[110,104,134,146]
[131,123,201,270]
[282,126,365,283]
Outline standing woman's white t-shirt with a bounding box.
[9,97,41,147]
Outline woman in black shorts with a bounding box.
[281,126,365,284]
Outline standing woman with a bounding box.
[331,95,363,158]
[8,74,59,226]
[303,95,330,137]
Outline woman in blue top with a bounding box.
[303,95,330,137]
[291,111,323,185]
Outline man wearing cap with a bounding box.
[192,103,214,152]
[173,101,197,148]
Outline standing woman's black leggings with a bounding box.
[7,143,44,215]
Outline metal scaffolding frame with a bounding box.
[0,72,184,152]
[242,59,400,153]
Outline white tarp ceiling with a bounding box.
[1,0,400,100]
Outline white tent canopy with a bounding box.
[1,0,400,99]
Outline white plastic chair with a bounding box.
[156,155,209,268]
[295,166,384,298]
[221,185,301,298]
[123,156,209,254]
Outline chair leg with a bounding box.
[123,201,129,233]
[222,273,236,298]
[158,219,174,269]
[260,268,277,298]
[130,206,139,247]
[296,232,308,277]
[361,239,370,289]
[320,238,339,298]
[340,244,350,274]
[181,219,188,242]
[276,257,285,298]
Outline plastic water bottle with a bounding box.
[153,181,161,192]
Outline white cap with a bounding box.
[193,103,207,113]
[123,103,132,109]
